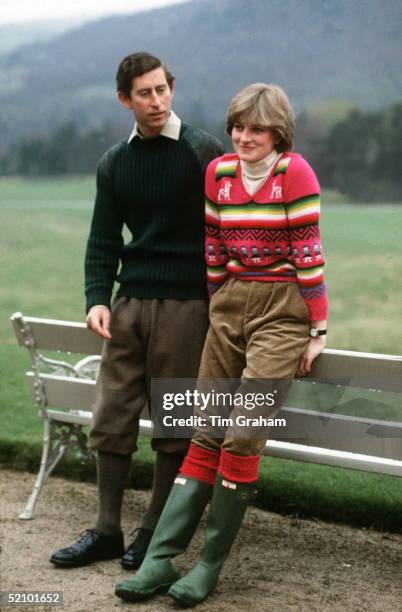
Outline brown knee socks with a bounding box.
[95,450,131,536]
[95,450,184,535]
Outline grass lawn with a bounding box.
[1,176,401,532]
[0,175,96,205]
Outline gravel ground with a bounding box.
[1,469,401,612]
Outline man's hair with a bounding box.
[116,52,174,97]
[225,83,295,152]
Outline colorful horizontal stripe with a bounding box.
[296,265,325,287]
[207,265,228,280]
[273,156,291,175]
[205,198,220,225]
[215,159,238,179]
[218,203,287,229]
[226,258,296,275]
[286,194,320,226]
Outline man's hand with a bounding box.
[297,336,326,376]
[86,305,112,339]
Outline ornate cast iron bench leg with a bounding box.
[19,417,92,519]
[20,419,66,519]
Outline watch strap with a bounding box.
[310,328,327,338]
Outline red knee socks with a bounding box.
[180,445,260,485]
[218,448,260,483]
[180,444,220,485]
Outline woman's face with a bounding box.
[231,119,277,163]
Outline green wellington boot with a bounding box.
[115,476,212,602]
[168,474,256,607]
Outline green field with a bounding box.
[1,176,401,532]
[2,176,401,352]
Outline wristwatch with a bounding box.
[309,327,327,338]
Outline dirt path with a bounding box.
[1,469,401,611]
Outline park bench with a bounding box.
[11,312,402,520]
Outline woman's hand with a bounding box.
[297,336,326,376]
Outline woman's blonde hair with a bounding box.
[225,83,295,152]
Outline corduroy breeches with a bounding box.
[192,279,310,456]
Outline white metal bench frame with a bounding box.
[10,312,402,520]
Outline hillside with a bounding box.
[0,18,82,57]
[0,0,401,151]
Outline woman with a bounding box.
[115,83,328,605]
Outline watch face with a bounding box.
[310,328,318,337]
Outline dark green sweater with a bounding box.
[84,123,224,312]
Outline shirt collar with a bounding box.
[128,110,181,143]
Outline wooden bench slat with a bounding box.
[12,314,103,355]
[28,373,149,419]
[264,440,402,477]
[307,349,402,392]
[279,406,402,461]
[27,373,95,411]
[45,409,93,426]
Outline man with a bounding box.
[49,52,224,570]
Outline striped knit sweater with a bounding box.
[205,152,328,321]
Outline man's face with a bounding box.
[118,67,174,138]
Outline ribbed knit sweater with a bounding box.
[205,152,328,321]
[84,123,224,312]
